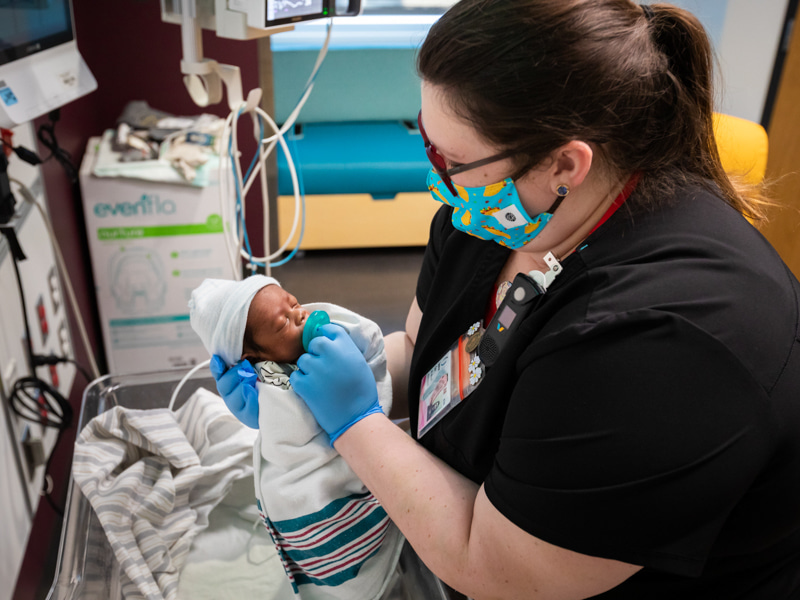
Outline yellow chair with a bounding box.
[713,112,769,185]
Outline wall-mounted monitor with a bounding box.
[0,0,96,128]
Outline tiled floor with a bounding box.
[15,246,425,600]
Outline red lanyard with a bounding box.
[485,173,640,324]
[586,173,640,237]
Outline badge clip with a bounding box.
[528,251,562,290]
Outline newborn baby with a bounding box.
[188,276,403,600]
[241,283,307,365]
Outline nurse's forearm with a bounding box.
[334,413,479,590]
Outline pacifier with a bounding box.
[302,310,331,352]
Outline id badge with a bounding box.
[417,322,484,438]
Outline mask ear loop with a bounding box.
[546,184,570,214]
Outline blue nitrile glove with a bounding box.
[290,323,383,445]
[209,355,259,429]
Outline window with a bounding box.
[361,0,457,15]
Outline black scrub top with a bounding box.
[408,183,800,598]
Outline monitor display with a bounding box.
[266,0,329,25]
[0,0,74,67]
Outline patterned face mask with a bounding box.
[427,170,555,249]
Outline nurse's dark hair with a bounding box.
[417,0,771,220]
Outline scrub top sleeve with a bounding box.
[484,310,773,577]
[416,206,455,313]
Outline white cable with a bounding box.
[10,178,102,380]
[168,358,211,411]
[261,21,333,144]
[218,110,243,279]
[240,108,301,262]
[216,20,333,273]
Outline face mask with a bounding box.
[427,169,555,249]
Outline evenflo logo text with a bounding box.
[93,194,177,217]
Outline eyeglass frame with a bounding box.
[417,110,516,196]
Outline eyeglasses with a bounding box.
[418,110,515,196]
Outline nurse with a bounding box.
[215,1,800,597]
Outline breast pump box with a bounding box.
[80,137,235,375]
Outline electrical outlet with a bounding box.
[35,295,48,345]
[48,265,60,313]
[58,321,70,356]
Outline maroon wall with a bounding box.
[35,0,263,373]
[15,1,262,597]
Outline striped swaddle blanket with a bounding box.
[72,387,258,600]
[254,303,404,600]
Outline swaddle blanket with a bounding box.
[72,387,258,600]
[254,302,404,600]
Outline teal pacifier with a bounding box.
[302,310,331,352]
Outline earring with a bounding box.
[546,184,570,214]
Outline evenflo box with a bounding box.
[80,137,235,375]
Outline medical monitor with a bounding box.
[244,0,362,29]
[0,0,97,128]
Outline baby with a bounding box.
[242,282,307,363]
[188,276,403,600]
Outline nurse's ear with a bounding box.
[547,140,593,195]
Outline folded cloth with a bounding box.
[72,388,258,600]
[188,275,279,366]
[92,128,221,187]
[254,302,404,600]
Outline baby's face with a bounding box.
[245,285,309,364]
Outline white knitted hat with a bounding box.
[188,275,280,366]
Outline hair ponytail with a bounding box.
[644,3,771,219]
[418,0,773,221]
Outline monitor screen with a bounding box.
[0,0,74,67]
[267,0,326,22]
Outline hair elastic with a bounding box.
[641,4,655,21]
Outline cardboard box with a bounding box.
[80,137,235,375]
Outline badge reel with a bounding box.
[417,262,554,439]
[478,273,545,368]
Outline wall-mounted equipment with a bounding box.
[0,0,97,128]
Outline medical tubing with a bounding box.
[260,20,333,146]
[238,108,302,263]
[233,107,302,261]
[216,19,332,273]
[259,122,270,274]
[219,111,243,279]
[10,178,101,380]
[222,106,302,266]
[168,358,211,412]
[269,134,307,267]
[227,111,262,272]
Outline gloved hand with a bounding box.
[290,324,383,445]
[209,355,259,429]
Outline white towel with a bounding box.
[188,275,279,366]
[254,302,404,600]
[72,388,258,600]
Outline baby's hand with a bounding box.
[210,355,259,429]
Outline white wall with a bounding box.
[716,0,790,123]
